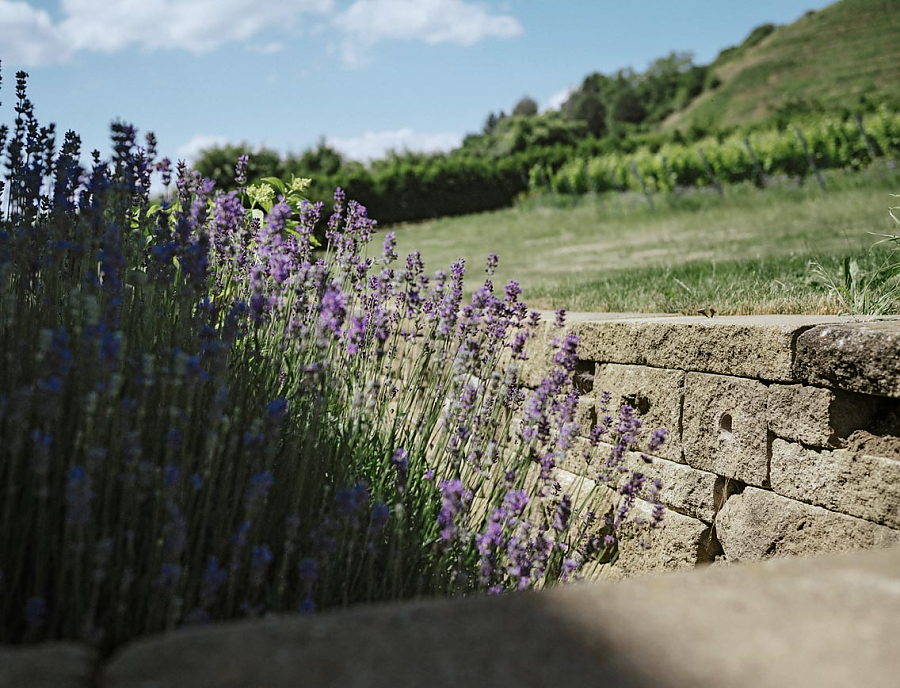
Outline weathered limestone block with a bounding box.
[770,439,900,529]
[593,363,684,461]
[573,395,596,438]
[558,440,718,522]
[519,319,556,389]
[0,642,96,688]
[795,320,900,398]
[683,373,769,486]
[572,314,846,381]
[616,499,718,575]
[715,487,900,562]
[767,384,879,447]
[102,546,900,688]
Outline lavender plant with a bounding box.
[0,66,665,654]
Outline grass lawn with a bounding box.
[389,167,900,315]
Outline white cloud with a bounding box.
[249,41,287,55]
[327,128,463,162]
[176,134,233,162]
[0,0,71,66]
[1,0,522,68]
[543,85,577,112]
[0,0,333,66]
[58,0,334,54]
[335,0,522,66]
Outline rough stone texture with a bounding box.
[767,384,880,447]
[519,319,556,389]
[558,440,718,523]
[0,642,95,688]
[104,547,900,688]
[573,395,596,438]
[683,373,769,486]
[795,320,900,397]
[616,499,717,575]
[571,314,848,382]
[715,487,900,562]
[770,439,900,529]
[593,364,684,462]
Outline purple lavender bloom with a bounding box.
[163,464,180,486]
[317,282,347,341]
[244,471,274,512]
[344,314,368,355]
[553,495,572,532]
[502,489,530,514]
[391,447,409,473]
[648,427,668,453]
[382,231,398,264]
[155,563,182,590]
[485,253,499,275]
[335,481,370,516]
[369,502,390,536]
[267,397,288,420]
[298,558,319,583]
[554,308,566,328]
[235,154,249,186]
[437,478,472,543]
[250,545,274,586]
[24,597,47,628]
[65,465,93,525]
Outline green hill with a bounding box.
[664,0,900,130]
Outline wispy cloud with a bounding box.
[0,0,71,67]
[543,85,577,112]
[0,0,334,66]
[335,0,523,66]
[176,134,233,162]
[327,128,463,162]
[1,0,523,68]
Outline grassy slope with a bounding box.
[664,0,900,130]
[390,168,900,315]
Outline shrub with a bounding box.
[0,68,666,654]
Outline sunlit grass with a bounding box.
[392,168,900,315]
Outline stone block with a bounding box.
[795,320,900,397]
[683,373,769,486]
[102,546,900,688]
[770,439,900,529]
[519,319,556,389]
[616,499,718,575]
[573,395,596,438]
[593,363,684,461]
[767,384,880,447]
[558,440,718,523]
[715,487,899,562]
[571,314,847,381]
[0,642,96,688]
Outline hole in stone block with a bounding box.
[713,475,744,513]
[718,413,733,442]
[573,361,595,394]
[696,525,724,565]
[623,393,651,416]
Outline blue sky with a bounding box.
[0,0,833,165]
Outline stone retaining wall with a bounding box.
[522,313,900,574]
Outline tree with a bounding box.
[512,96,539,118]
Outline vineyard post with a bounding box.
[661,155,679,194]
[630,158,655,211]
[794,126,827,192]
[854,112,878,162]
[697,147,724,197]
[743,137,767,188]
